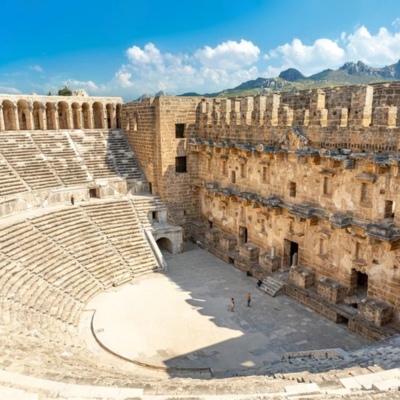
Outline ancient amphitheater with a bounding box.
[1,87,400,400]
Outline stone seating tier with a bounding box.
[0,199,163,339]
[0,130,145,198]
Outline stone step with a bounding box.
[258,276,286,297]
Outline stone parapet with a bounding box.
[317,278,348,304]
[289,266,315,289]
[358,297,394,327]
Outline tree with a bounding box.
[58,86,72,96]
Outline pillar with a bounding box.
[13,102,20,131]
[102,106,107,129]
[27,103,34,130]
[67,105,73,129]
[78,105,84,129]
[0,105,4,131]
[111,103,117,128]
[41,103,47,130]
[53,103,59,130]
[90,105,95,129]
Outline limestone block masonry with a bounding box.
[123,82,400,339]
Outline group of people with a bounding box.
[230,292,251,312]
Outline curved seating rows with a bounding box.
[0,129,399,398]
[0,130,143,198]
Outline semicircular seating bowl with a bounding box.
[0,129,400,399]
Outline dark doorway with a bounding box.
[89,188,98,198]
[357,271,368,299]
[384,200,395,218]
[283,239,299,268]
[151,211,158,223]
[156,237,173,253]
[239,226,248,244]
[290,241,298,266]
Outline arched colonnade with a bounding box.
[0,95,123,131]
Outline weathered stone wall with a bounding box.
[122,83,400,330]
[123,98,157,193]
[123,96,202,232]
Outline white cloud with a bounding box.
[392,18,400,29]
[65,79,105,93]
[111,40,261,98]
[0,86,22,94]
[115,70,134,88]
[126,43,163,65]
[195,39,260,69]
[29,65,43,72]
[266,38,346,75]
[21,22,400,101]
[344,25,400,66]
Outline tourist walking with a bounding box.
[230,298,235,312]
[70,194,75,205]
[247,292,251,307]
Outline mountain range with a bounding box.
[180,60,400,98]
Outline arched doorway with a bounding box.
[2,100,17,130]
[32,101,43,130]
[156,237,174,253]
[93,102,103,129]
[58,101,69,129]
[72,102,81,129]
[46,103,56,130]
[116,104,122,128]
[82,103,91,129]
[17,99,31,130]
[106,104,113,129]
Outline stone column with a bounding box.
[0,104,4,131]
[41,103,47,130]
[67,105,73,129]
[53,103,59,130]
[111,103,117,128]
[13,102,20,131]
[103,106,108,129]
[78,105,84,129]
[90,105,95,129]
[27,102,34,130]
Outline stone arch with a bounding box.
[2,100,17,130]
[116,104,122,128]
[156,237,174,253]
[46,103,56,130]
[82,102,91,129]
[32,101,44,130]
[71,102,81,129]
[93,102,104,129]
[58,101,70,129]
[17,99,31,130]
[152,229,183,254]
[106,103,114,129]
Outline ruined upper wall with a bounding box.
[0,93,123,131]
[0,93,123,106]
[198,82,400,151]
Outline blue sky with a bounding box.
[1,0,400,100]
